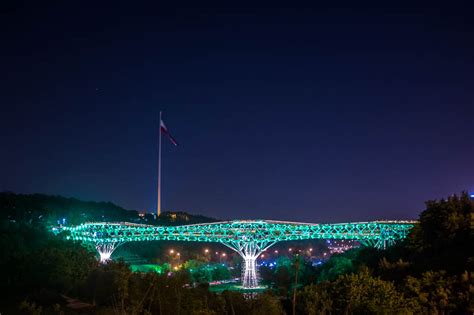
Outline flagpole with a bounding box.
[157,111,162,217]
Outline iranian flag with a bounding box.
[160,119,179,146]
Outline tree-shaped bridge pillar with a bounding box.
[96,242,123,263]
[224,240,276,289]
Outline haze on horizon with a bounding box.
[1,3,473,223]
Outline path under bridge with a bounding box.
[57,220,416,288]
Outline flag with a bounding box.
[160,119,179,146]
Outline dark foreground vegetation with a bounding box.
[0,191,472,314]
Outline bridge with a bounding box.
[57,220,415,288]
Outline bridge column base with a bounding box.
[224,240,276,289]
[242,256,258,288]
[96,242,122,263]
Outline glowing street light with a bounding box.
[274,250,278,254]
[169,249,174,254]
[222,253,226,257]
[177,252,181,256]
[204,248,209,253]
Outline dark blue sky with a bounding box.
[2,2,473,222]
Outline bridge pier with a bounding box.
[240,241,260,288]
[224,240,276,289]
[96,242,123,263]
[242,256,258,288]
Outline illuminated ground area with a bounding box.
[208,283,267,293]
[130,264,167,274]
[129,264,264,293]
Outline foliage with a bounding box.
[0,191,217,226]
[2,191,473,314]
[407,192,473,273]
[177,260,234,283]
[297,269,417,314]
[294,191,474,314]
[404,270,474,314]
[260,255,319,296]
[296,283,333,315]
[0,223,97,297]
[315,249,358,281]
[331,269,417,314]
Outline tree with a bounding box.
[405,270,474,314]
[330,269,416,314]
[408,192,473,273]
[249,292,285,315]
[297,283,332,315]
[316,251,356,281]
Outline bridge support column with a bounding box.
[241,241,260,288]
[96,242,122,263]
[224,240,275,289]
[242,256,258,288]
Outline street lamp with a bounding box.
[219,252,226,263]
[169,249,174,254]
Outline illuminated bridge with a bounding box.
[58,220,415,288]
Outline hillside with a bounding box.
[0,191,217,226]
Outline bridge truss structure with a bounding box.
[58,220,415,289]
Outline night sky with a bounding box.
[2,3,473,223]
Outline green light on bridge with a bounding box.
[58,219,416,288]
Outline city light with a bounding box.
[204,249,209,253]
[327,240,357,254]
[169,249,174,254]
